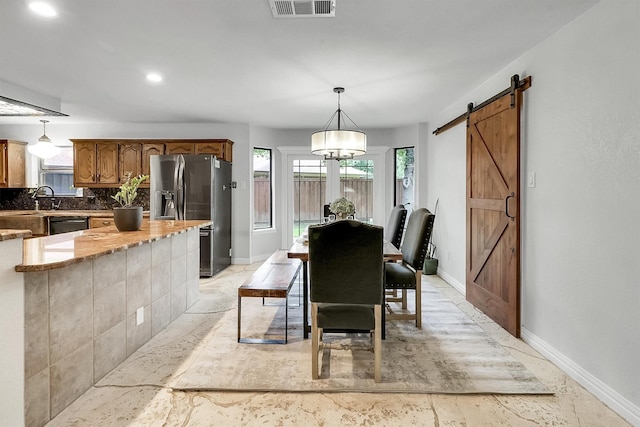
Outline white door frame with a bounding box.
[277,146,389,248]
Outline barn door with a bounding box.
[466,89,522,337]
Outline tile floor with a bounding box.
[45,264,630,426]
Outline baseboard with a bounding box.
[521,328,639,426]
[436,268,465,296]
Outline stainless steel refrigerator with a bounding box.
[150,154,232,277]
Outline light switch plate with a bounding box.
[136,307,144,326]
[527,172,536,188]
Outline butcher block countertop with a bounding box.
[15,219,211,272]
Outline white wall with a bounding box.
[423,1,640,423]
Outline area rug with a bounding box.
[171,283,551,394]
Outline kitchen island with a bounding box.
[1,219,210,427]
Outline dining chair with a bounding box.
[384,208,435,328]
[308,220,384,382]
[384,204,407,249]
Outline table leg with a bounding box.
[303,260,309,339]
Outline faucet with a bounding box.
[31,185,60,210]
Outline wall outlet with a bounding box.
[136,307,144,326]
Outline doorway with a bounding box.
[279,147,387,248]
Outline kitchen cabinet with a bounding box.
[72,139,233,188]
[165,139,233,161]
[89,217,114,228]
[141,143,164,177]
[165,142,195,155]
[118,142,142,181]
[0,140,27,188]
[196,140,233,162]
[119,142,164,186]
[72,140,118,187]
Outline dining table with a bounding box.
[288,240,402,339]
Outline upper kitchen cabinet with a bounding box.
[195,139,233,162]
[119,142,142,180]
[72,140,119,187]
[0,140,27,188]
[141,143,164,178]
[164,139,233,162]
[71,139,233,188]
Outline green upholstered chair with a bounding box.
[384,204,407,249]
[308,220,384,382]
[384,208,435,328]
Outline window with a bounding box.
[40,146,78,196]
[253,148,273,229]
[394,147,414,212]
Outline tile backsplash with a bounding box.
[0,188,150,211]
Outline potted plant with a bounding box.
[329,197,356,220]
[111,172,149,231]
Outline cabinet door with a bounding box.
[195,142,223,157]
[6,142,26,187]
[165,142,195,154]
[119,143,142,182]
[141,143,164,178]
[96,143,119,184]
[74,142,97,185]
[0,142,8,186]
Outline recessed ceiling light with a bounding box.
[29,2,57,18]
[146,73,163,83]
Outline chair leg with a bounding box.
[415,270,422,328]
[374,304,382,383]
[311,303,319,379]
[401,289,408,309]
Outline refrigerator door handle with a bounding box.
[175,155,185,220]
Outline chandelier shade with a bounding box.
[311,129,366,159]
[28,119,61,159]
[311,87,367,160]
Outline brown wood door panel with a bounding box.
[466,91,521,337]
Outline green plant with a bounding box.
[112,172,149,208]
[329,197,355,217]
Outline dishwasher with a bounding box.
[48,216,90,235]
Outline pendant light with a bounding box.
[28,119,61,159]
[311,87,366,160]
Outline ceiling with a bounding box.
[0,0,598,129]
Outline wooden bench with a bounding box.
[237,250,302,344]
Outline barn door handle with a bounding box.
[505,192,515,220]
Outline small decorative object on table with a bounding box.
[112,171,149,231]
[329,197,355,220]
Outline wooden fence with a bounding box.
[253,178,376,223]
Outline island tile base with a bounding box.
[24,228,200,426]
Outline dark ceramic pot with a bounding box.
[423,258,438,275]
[113,206,143,232]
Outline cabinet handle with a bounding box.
[102,221,110,225]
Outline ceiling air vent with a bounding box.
[269,0,335,18]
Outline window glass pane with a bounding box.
[253,148,272,230]
[40,146,76,196]
[339,159,373,223]
[395,147,415,212]
[293,159,326,238]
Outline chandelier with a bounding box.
[28,119,61,159]
[311,87,366,160]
